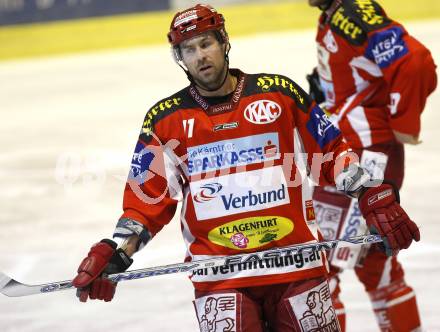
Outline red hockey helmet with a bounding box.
[167,4,226,47]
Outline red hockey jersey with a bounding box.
[315,0,437,148]
[119,69,352,291]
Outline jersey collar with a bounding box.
[188,69,247,116]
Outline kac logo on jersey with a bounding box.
[306,106,340,149]
[365,27,408,68]
[244,100,282,124]
[193,183,223,203]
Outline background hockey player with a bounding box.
[72,4,420,331]
[306,0,437,331]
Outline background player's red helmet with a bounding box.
[167,4,226,46]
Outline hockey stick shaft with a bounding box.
[0,234,381,297]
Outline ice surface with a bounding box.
[0,21,439,331]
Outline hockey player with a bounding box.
[72,4,420,331]
[306,0,437,331]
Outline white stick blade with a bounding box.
[0,271,12,291]
[0,271,41,297]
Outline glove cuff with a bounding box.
[100,238,117,250]
[105,248,133,275]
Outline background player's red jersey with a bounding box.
[315,0,437,148]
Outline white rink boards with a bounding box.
[0,21,439,331]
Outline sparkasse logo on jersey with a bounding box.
[244,100,282,124]
[187,133,280,175]
[190,166,290,220]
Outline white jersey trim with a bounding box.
[181,187,196,260]
[346,106,372,147]
[294,128,320,240]
[163,146,184,201]
[377,255,393,289]
[371,291,416,309]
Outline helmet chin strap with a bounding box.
[177,42,232,93]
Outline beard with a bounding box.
[192,60,228,91]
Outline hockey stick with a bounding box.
[0,234,381,297]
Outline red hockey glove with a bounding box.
[358,183,420,256]
[72,239,133,302]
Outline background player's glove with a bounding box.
[72,239,133,302]
[306,68,326,104]
[358,183,420,256]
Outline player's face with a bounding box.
[180,32,228,90]
[308,0,330,7]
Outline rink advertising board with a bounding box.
[0,0,170,26]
